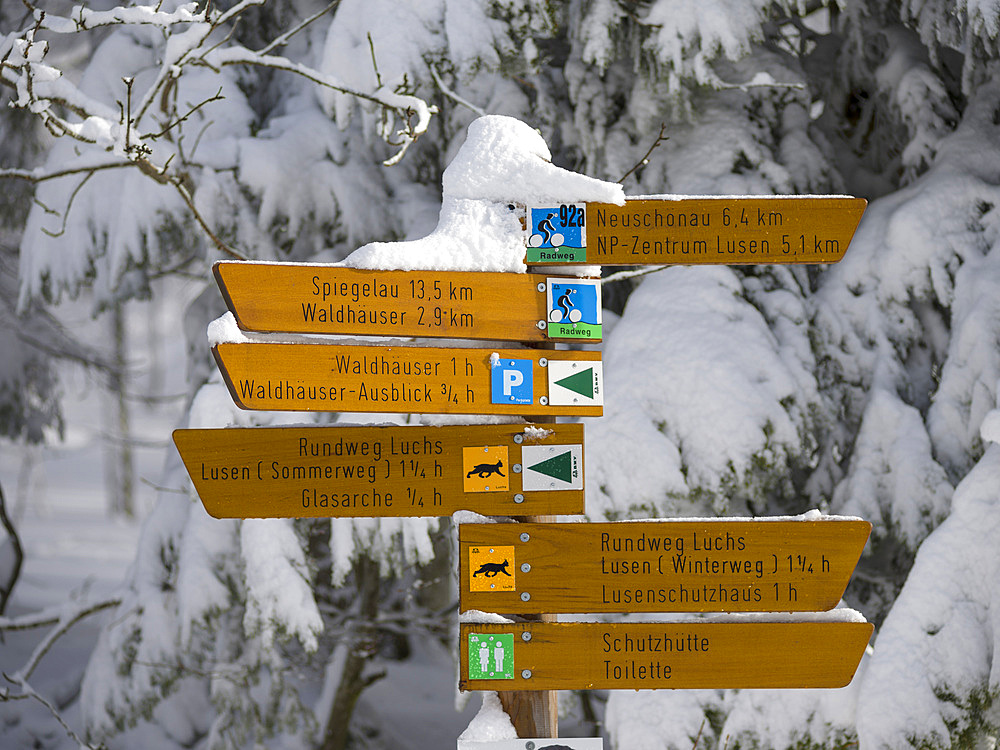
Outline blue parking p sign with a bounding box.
[491,359,533,405]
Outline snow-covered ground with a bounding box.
[1,289,179,746]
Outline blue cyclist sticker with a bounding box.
[546,278,602,340]
[526,204,586,263]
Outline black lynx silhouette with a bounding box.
[472,560,511,578]
[467,460,505,479]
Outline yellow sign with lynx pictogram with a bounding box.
[462,446,509,492]
[468,545,516,592]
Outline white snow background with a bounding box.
[3,1,1000,741]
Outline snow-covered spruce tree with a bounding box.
[0,2,570,748]
[9,1,1000,748]
[589,2,1000,749]
[2,2,441,748]
[0,5,95,446]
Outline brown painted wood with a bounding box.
[214,263,601,342]
[212,343,603,416]
[525,197,866,265]
[172,423,584,519]
[459,620,873,691]
[460,520,871,614]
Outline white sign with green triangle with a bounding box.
[547,360,603,407]
[520,444,584,491]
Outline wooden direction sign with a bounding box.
[214,263,603,342]
[172,424,585,518]
[460,519,870,613]
[213,343,604,416]
[524,197,866,265]
[459,620,873,691]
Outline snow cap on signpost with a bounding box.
[345,116,624,273]
[442,116,626,205]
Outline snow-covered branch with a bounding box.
[0,596,122,748]
[0,160,134,182]
[3,1,434,163]
[1,0,437,265]
[203,46,436,165]
[0,597,121,637]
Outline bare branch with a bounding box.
[601,265,667,285]
[367,32,382,89]
[209,0,265,28]
[13,329,111,370]
[618,122,668,184]
[143,87,224,141]
[170,178,246,260]
[40,171,93,238]
[257,0,342,56]
[138,477,188,495]
[1,674,95,748]
[0,482,23,617]
[0,597,121,748]
[0,160,132,182]
[0,597,120,636]
[429,64,486,117]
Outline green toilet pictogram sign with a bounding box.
[468,632,515,680]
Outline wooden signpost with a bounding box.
[213,343,604,416]
[172,424,585,518]
[187,180,871,743]
[214,263,603,342]
[459,620,874,691]
[459,519,871,614]
[524,197,867,265]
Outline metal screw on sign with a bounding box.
[522,669,532,679]
[526,743,536,750]
[521,562,531,572]
[521,592,531,602]
[513,433,524,444]
[514,493,525,504]
[520,532,530,542]
[521,632,532,642]
[536,320,545,330]
[536,283,545,292]
[513,464,523,473]
[539,396,549,405]
[539,358,548,367]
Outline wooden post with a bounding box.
[497,262,559,738]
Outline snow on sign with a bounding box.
[525,197,867,265]
[212,343,603,416]
[459,621,873,691]
[214,262,601,342]
[459,519,872,614]
[171,423,585,518]
[458,740,603,750]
